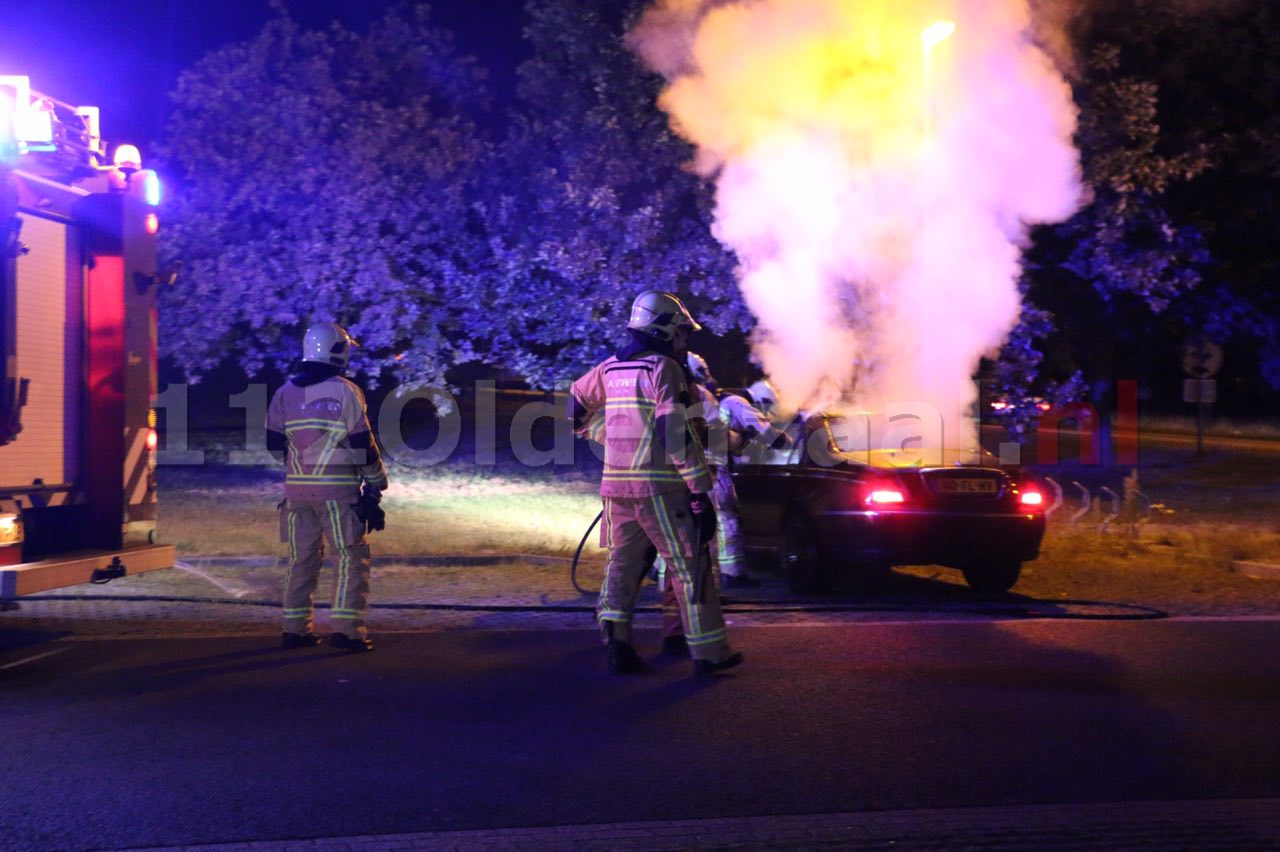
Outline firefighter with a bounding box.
[266,322,389,653]
[724,379,791,466]
[746,379,781,420]
[569,291,743,676]
[683,352,763,590]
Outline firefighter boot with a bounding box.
[607,639,644,674]
[330,633,375,653]
[282,631,322,649]
[662,635,690,657]
[693,650,744,677]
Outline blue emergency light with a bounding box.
[143,170,161,206]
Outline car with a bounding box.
[729,412,1047,594]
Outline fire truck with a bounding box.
[0,75,173,602]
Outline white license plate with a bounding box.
[938,478,997,494]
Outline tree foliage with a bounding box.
[473,0,744,387]
[157,6,491,387]
[154,0,1280,411]
[1007,0,1280,414]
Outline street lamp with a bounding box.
[921,20,956,138]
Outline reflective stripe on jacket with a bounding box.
[266,376,389,501]
[572,353,712,498]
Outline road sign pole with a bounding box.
[1181,340,1222,459]
[1197,400,1205,457]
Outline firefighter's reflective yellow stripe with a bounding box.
[651,494,722,646]
[604,399,656,410]
[284,418,347,428]
[603,397,659,468]
[716,523,739,570]
[602,470,685,480]
[687,626,728,645]
[673,430,710,488]
[597,500,618,614]
[331,608,363,619]
[284,421,345,472]
[315,427,346,471]
[285,473,361,484]
[283,512,303,616]
[630,423,655,470]
[598,610,629,622]
[327,500,349,613]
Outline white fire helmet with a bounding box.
[747,379,779,416]
[686,351,715,386]
[627,290,701,343]
[302,321,358,368]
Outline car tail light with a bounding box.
[861,476,908,506]
[1019,488,1044,508]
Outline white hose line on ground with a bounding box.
[173,560,252,599]
[0,646,72,670]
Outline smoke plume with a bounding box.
[630,0,1083,450]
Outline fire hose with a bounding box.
[569,503,715,601]
[570,510,604,596]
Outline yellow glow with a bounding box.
[921,20,956,50]
[631,0,1083,444]
[0,513,23,545]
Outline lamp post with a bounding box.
[921,20,956,138]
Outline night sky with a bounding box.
[0,0,528,151]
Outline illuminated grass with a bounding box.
[153,435,1280,614]
[156,462,606,559]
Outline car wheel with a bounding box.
[962,560,1022,594]
[779,516,828,593]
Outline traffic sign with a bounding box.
[1183,379,1217,404]
[1181,341,1223,378]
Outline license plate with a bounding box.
[938,478,997,494]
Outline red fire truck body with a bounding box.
[1,76,173,600]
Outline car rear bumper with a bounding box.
[816,509,1046,567]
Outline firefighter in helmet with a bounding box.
[569,290,743,676]
[746,380,781,419]
[266,322,388,653]
[682,351,775,590]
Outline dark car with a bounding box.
[730,413,1047,594]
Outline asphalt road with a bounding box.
[3,617,1279,850]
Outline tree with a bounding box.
[996,7,1216,422]
[471,0,745,387]
[157,6,491,388]
[1007,0,1280,417]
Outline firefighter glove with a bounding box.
[690,492,717,541]
[355,490,386,533]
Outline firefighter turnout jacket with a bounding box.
[571,352,712,497]
[717,393,787,464]
[266,375,389,501]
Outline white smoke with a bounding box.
[630,0,1083,450]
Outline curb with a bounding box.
[178,553,576,568]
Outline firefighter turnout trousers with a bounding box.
[711,465,745,578]
[281,498,372,639]
[660,465,745,640]
[599,492,731,663]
